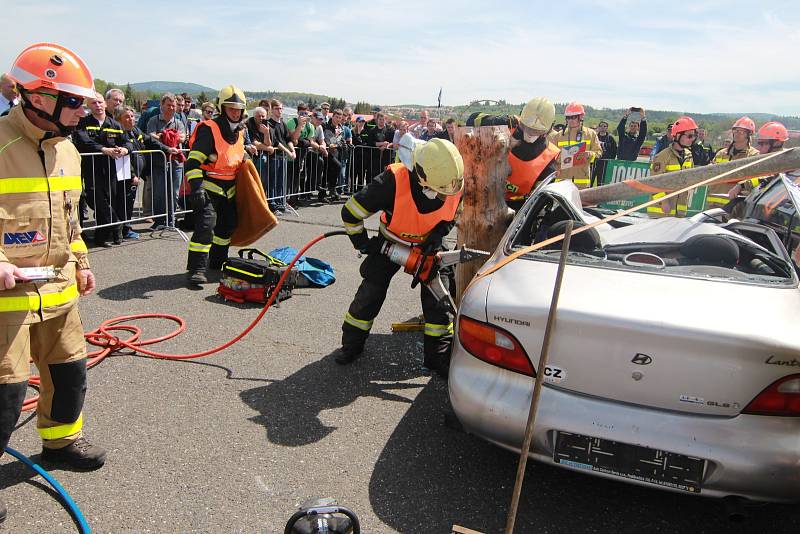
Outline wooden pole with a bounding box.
[504,221,573,534]
[453,125,511,304]
[580,147,800,206]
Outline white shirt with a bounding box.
[0,95,18,115]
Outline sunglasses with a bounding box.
[34,92,84,109]
[566,115,581,120]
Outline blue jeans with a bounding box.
[152,161,182,227]
[266,156,286,209]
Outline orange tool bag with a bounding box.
[217,248,298,306]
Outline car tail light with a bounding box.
[742,374,800,417]
[458,315,533,376]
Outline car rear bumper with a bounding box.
[449,347,800,503]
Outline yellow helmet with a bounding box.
[216,84,246,110]
[413,138,464,196]
[520,97,555,131]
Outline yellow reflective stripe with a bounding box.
[344,197,371,220]
[706,195,729,205]
[664,164,682,171]
[0,176,82,195]
[750,178,760,187]
[0,283,79,313]
[344,221,364,235]
[39,413,83,440]
[212,235,231,246]
[556,140,590,147]
[572,179,590,185]
[185,169,204,181]
[652,192,666,200]
[103,128,123,134]
[424,323,453,337]
[85,126,100,131]
[714,156,728,163]
[188,241,211,253]
[677,204,688,211]
[187,150,207,163]
[225,265,260,278]
[201,181,236,198]
[70,240,88,254]
[344,312,373,331]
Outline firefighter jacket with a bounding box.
[709,145,761,200]
[551,125,601,188]
[73,114,130,186]
[506,129,560,201]
[0,105,89,325]
[342,164,461,250]
[649,145,693,216]
[186,117,245,198]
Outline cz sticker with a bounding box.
[543,365,566,383]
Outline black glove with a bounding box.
[420,234,444,256]
[190,188,208,211]
[359,236,384,256]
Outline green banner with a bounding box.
[599,159,707,215]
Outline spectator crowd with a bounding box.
[0,76,790,242]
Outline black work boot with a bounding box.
[187,270,208,286]
[41,437,106,470]
[334,345,363,365]
[423,354,451,380]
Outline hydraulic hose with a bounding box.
[21,231,347,413]
[3,446,91,534]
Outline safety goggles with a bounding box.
[33,92,84,109]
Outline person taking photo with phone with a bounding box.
[616,106,647,161]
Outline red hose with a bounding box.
[22,233,339,412]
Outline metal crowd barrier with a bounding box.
[78,144,399,243]
[79,149,188,242]
[249,144,397,211]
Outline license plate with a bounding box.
[553,431,705,493]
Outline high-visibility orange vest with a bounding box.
[505,136,560,200]
[380,163,461,244]
[189,119,244,181]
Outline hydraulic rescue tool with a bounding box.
[378,241,490,313]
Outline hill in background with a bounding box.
[129,81,217,95]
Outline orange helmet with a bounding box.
[731,116,755,134]
[757,121,788,143]
[9,43,94,98]
[564,101,585,117]
[671,116,698,136]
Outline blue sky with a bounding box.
[4,0,799,115]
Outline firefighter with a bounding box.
[726,121,789,216]
[550,102,601,189]
[649,116,696,217]
[704,116,760,210]
[503,98,560,210]
[0,43,106,523]
[184,85,247,285]
[338,138,463,377]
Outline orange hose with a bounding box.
[22,232,339,411]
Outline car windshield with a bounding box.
[509,189,797,286]
[743,173,800,256]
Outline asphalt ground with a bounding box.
[1,199,798,533]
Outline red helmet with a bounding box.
[731,116,755,134]
[672,116,698,136]
[757,121,788,143]
[8,43,95,98]
[564,101,585,117]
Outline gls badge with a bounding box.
[631,353,653,365]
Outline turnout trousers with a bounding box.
[341,251,454,362]
[0,306,88,454]
[187,183,238,272]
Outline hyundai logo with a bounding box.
[631,353,653,365]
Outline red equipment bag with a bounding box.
[217,248,298,306]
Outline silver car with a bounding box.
[449,179,800,503]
